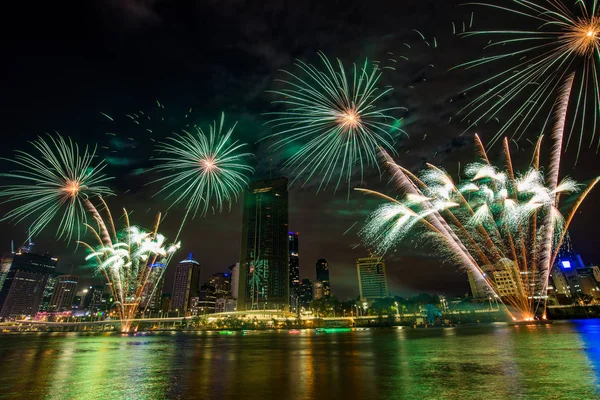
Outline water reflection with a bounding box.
[0,322,598,399]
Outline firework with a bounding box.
[265,51,405,192]
[358,125,599,321]
[456,0,600,159]
[151,113,254,222]
[0,134,113,241]
[79,199,180,332]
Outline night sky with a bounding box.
[2,0,600,299]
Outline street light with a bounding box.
[394,301,400,318]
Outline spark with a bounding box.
[151,112,254,220]
[455,0,600,159]
[358,133,598,321]
[0,134,113,241]
[79,201,180,332]
[264,51,406,192]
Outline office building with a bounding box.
[467,269,491,299]
[298,278,313,309]
[316,258,331,299]
[0,252,57,317]
[0,252,14,290]
[289,232,300,308]
[39,274,58,312]
[551,255,600,301]
[209,272,232,299]
[141,271,165,312]
[194,284,216,315]
[231,263,240,299]
[171,253,201,315]
[238,177,289,311]
[49,275,79,312]
[83,285,105,312]
[215,297,237,313]
[357,255,388,302]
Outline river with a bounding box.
[0,320,598,399]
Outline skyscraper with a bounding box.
[356,255,388,302]
[195,284,217,315]
[171,253,201,315]
[0,252,57,317]
[39,274,58,312]
[231,262,240,300]
[289,232,300,309]
[298,278,313,309]
[83,285,105,312]
[48,275,79,312]
[238,177,289,311]
[209,272,232,299]
[0,252,14,291]
[315,259,331,299]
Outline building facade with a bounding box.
[289,232,300,310]
[238,177,289,311]
[39,274,58,312]
[298,278,313,309]
[315,259,331,299]
[83,285,105,312]
[194,284,216,315]
[0,252,57,317]
[48,275,79,312]
[356,255,388,302]
[170,254,201,315]
[231,263,240,300]
[209,272,232,299]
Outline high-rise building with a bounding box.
[49,275,78,312]
[238,177,289,311]
[0,252,14,290]
[194,284,216,315]
[39,274,58,312]
[356,255,388,302]
[298,278,313,309]
[171,253,201,315]
[141,272,165,312]
[209,272,232,299]
[315,259,331,299]
[231,263,240,300]
[0,252,57,317]
[83,285,105,312]
[289,232,300,309]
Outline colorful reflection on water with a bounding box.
[0,321,598,399]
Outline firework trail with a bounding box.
[358,133,599,321]
[264,51,406,192]
[0,134,113,241]
[79,198,180,332]
[151,112,254,227]
[455,0,600,160]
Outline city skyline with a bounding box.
[1,0,600,302]
[3,2,600,399]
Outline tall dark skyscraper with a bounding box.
[39,274,58,312]
[48,275,78,312]
[298,278,313,309]
[238,177,289,311]
[0,252,57,317]
[171,253,201,314]
[315,259,331,299]
[288,232,300,310]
